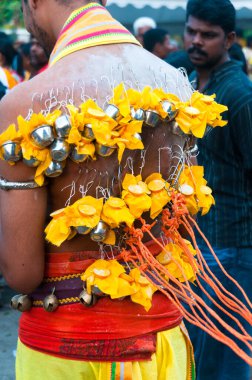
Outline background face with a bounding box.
[184,15,227,69]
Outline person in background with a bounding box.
[143,28,172,60]
[243,35,252,78]
[165,48,195,75]
[0,37,22,90]
[0,81,6,100]
[133,16,156,45]
[18,43,33,80]
[228,41,247,74]
[184,0,252,379]
[29,37,48,78]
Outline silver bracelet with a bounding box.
[0,176,45,191]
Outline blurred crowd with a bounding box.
[0,32,48,100]
[134,16,252,77]
[1,18,252,102]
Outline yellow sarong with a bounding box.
[16,325,194,380]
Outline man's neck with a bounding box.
[196,55,230,92]
[50,2,99,46]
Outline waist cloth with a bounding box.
[18,242,187,363]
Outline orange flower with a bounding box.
[122,174,151,218]
[45,196,103,246]
[156,243,197,283]
[129,268,156,311]
[81,259,135,298]
[175,91,227,137]
[178,165,215,215]
[101,197,135,228]
[145,173,171,219]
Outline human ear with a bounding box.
[28,0,40,10]
[225,31,236,50]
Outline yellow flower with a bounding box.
[76,140,96,159]
[196,184,215,216]
[190,92,227,128]
[113,119,144,163]
[101,197,135,228]
[145,173,171,219]
[18,110,61,139]
[156,243,197,283]
[45,208,72,246]
[139,86,162,111]
[17,110,61,185]
[103,229,116,245]
[153,89,180,119]
[112,83,131,118]
[81,259,135,298]
[66,104,83,146]
[122,174,152,218]
[126,88,142,108]
[178,165,199,215]
[67,101,117,155]
[70,196,104,228]
[34,151,52,186]
[178,165,215,215]
[175,92,227,138]
[44,196,103,246]
[129,268,156,311]
[81,260,157,311]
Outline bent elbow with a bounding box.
[1,264,44,294]
[5,271,44,294]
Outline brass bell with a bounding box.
[92,285,105,297]
[133,132,142,141]
[31,125,54,148]
[15,295,32,312]
[104,104,120,120]
[144,110,160,127]
[75,225,92,235]
[23,156,40,167]
[170,121,186,137]
[131,108,145,121]
[161,101,178,121]
[50,139,70,161]
[43,289,59,312]
[55,115,72,138]
[79,288,97,307]
[1,141,22,162]
[70,147,88,163]
[90,221,109,242]
[82,124,95,141]
[44,160,65,177]
[10,294,22,310]
[95,143,116,158]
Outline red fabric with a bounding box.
[45,240,163,277]
[19,294,182,360]
[19,245,182,361]
[37,64,48,74]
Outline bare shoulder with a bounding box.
[0,80,35,133]
[134,46,193,101]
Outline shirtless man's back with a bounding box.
[0,1,194,379]
[0,14,190,293]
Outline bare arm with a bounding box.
[0,86,47,294]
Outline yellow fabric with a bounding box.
[16,325,192,380]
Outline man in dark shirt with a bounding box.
[0,81,6,100]
[143,28,172,60]
[184,1,252,379]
